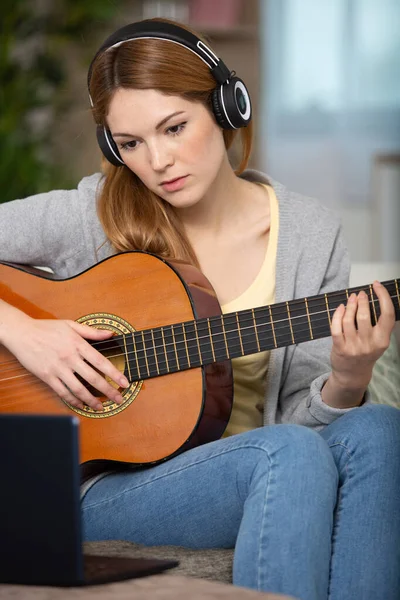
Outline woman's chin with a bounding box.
[159,188,204,210]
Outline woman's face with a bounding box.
[106,88,227,208]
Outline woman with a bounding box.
[0,18,399,600]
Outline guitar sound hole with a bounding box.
[76,336,127,399]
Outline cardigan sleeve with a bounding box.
[0,173,106,277]
[277,223,372,430]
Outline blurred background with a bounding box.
[1,0,399,263]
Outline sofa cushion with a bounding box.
[369,331,400,408]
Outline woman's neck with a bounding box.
[177,156,251,241]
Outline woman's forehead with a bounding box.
[107,88,200,132]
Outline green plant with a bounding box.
[0,0,117,203]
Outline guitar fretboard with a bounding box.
[104,279,400,381]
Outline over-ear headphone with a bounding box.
[87,20,252,167]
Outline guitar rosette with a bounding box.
[64,313,142,418]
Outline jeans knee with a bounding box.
[281,424,337,466]
[243,424,338,482]
[233,425,338,505]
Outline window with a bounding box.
[265,0,400,133]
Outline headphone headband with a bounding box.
[87,20,231,99]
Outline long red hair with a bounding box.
[89,18,253,265]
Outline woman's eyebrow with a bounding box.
[112,111,186,138]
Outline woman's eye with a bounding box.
[120,140,138,151]
[167,122,187,136]
[118,122,187,151]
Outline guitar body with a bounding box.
[0,252,233,466]
[2,251,398,467]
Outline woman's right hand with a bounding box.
[1,307,129,411]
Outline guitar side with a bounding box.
[0,252,233,465]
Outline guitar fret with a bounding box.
[123,334,132,381]
[345,289,349,300]
[208,317,228,360]
[160,327,170,373]
[150,329,160,375]
[308,295,329,341]
[286,302,295,344]
[141,330,150,376]
[181,323,191,367]
[251,308,261,352]
[135,331,149,378]
[194,320,203,363]
[220,315,230,358]
[369,284,378,325]
[235,310,260,355]
[207,318,216,361]
[144,330,159,377]
[182,321,201,367]
[268,305,277,348]
[171,323,189,369]
[132,332,141,379]
[170,324,180,370]
[395,279,400,309]
[304,298,313,340]
[223,313,243,358]
[235,313,244,355]
[249,307,274,352]
[324,293,332,328]
[124,334,138,381]
[196,319,213,364]
[153,328,168,375]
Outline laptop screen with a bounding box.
[0,414,84,585]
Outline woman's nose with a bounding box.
[148,142,174,171]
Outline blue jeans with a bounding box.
[82,404,400,600]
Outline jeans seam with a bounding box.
[82,442,276,510]
[256,451,273,590]
[326,441,352,600]
[328,487,343,600]
[326,442,352,477]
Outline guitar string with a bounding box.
[0,283,397,373]
[0,292,398,381]
[0,308,359,390]
[0,291,393,376]
[1,298,398,395]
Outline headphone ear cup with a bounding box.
[222,77,252,129]
[96,125,125,167]
[212,87,233,130]
[212,77,252,130]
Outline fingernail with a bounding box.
[96,403,103,411]
[120,376,129,387]
[115,393,124,404]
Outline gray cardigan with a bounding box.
[0,169,371,430]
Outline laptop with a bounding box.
[0,414,179,586]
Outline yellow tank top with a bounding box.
[221,184,279,437]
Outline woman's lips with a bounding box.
[161,175,188,192]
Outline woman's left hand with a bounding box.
[330,280,395,390]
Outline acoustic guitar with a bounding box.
[0,252,399,466]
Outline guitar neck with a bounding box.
[118,279,400,381]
